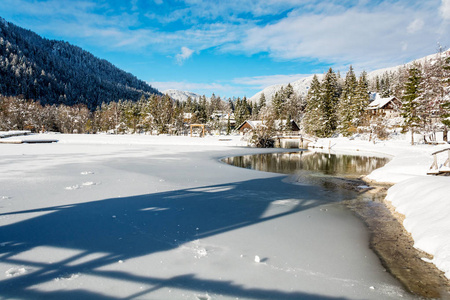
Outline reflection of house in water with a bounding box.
[367,93,402,117]
[223,151,389,177]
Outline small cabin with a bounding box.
[367,94,402,117]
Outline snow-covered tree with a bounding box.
[337,66,358,136]
[441,55,450,139]
[302,75,323,136]
[401,65,423,145]
[320,68,341,137]
[271,87,284,120]
[258,93,266,110]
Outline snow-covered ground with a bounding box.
[0,133,446,299]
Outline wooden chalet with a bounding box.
[367,94,402,117]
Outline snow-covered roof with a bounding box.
[237,119,299,130]
[367,94,399,110]
[246,120,263,128]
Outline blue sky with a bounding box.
[1,0,449,99]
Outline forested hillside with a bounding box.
[0,17,159,110]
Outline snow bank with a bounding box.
[386,177,450,279]
[313,135,450,279]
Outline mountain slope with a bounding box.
[249,75,322,103]
[249,49,450,104]
[163,89,201,102]
[0,17,159,109]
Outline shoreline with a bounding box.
[348,178,450,298]
[287,168,450,298]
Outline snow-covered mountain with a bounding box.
[249,49,450,104]
[163,89,202,102]
[366,49,449,79]
[249,75,322,104]
[0,17,159,109]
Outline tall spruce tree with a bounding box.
[282,83,296,126]
[272,87,284,120]
[337,66,358,136]
[441,55,450,140]
[401,65,422,145]
[258,93,266,110]
[321,68,341,137]
[234,97,249,127]
[302,75,322,136]
[354,71,370,126]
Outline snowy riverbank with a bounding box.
[312,136,450,280]
[0,133,421,299]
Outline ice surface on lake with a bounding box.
[0,134,427,299]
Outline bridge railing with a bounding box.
[428,148,450,175]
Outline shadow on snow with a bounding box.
[0,176,354,299]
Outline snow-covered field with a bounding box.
[0,133,447,299]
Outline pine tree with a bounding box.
[302,75,322,136]
[251,101,259,119]
[420,56,446,137]
[272,87,284,120]
[234,98,245,127]
[258,93,266,110]
[401,65,422,145]
[282,83,299,127]
[441,55,450,140]
[380,72,391,97]
[320,68,341,137]
[197,95,208,123]
[337,66,358,136]
[354,71,370,127]
[226,115,231,135]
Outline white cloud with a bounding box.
[229,2,448,71]
[441,0,450,20]
[131,0,139,11]
[233,74,311,89]
[175,47,195,64]
[407,18,424,34]
[3,0,449,74]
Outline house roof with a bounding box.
[236,120,262,130]
[236,119,299,130]
[367,94,399,110]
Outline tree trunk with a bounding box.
[411,129,415,145]
[444,127,448,142]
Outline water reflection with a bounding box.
[223,151,390,178]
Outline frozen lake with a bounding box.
[0,135,419,299]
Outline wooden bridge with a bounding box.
[427,148,450,175]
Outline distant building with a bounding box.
[367,93,402,117]
[183,113,193,123]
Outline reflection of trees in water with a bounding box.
[224,152,389,177]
